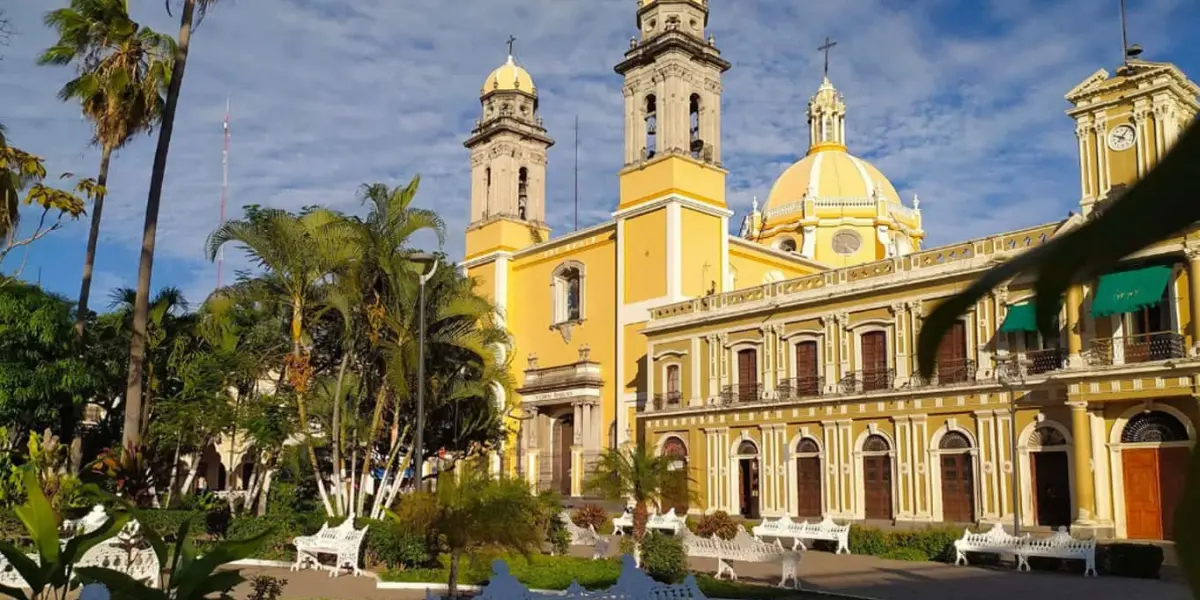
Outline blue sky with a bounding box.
[2,0,1198,307]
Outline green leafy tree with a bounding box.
[916,122,1200,595]
[38,0,173,345]
[390,470,544,598]
[586,443,689,548]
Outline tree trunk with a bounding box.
[370,428,410,519]
[179,450,203,498]
[331,352,349,516]
[632,500,649,544]
[165,437,182,508]
[447,550,462,599]
[122,0,196,451]
[288,298,333,515]
[355,381,390,514]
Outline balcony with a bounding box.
[908,359,977,388]
[719,383,764,404]
[653,391,683,410]
[838,369,896,394]
[776,376,824,400]
[1026,347,1067,374]
[1087,331,1186,366]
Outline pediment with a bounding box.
[1064,69,1110,101]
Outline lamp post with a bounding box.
[994,351,1029,535]
[411,252,439,490]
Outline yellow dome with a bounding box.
[763,148,902,224]
[482,55,536,96]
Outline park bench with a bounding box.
[752,515,851,554]
[560,511,612,559]
[432,554,707,600]
[291,519,370,577]
[0,505,160,589]
[681,528,800,589]
[612,507,686,536]
[952,522,1025,566]
[1015,528,1098,577]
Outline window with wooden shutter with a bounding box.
[795,341,819,395]
[936,321,969,384]
[861,331,888,391]
[737,349,758,401]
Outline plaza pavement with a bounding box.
[226,548,1190,600]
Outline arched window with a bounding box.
[821,117,832,143]
[484,167,492,212]
[863,434,890,453]
[1028,425,1067,448]
[778,238,797,253]
[737,440,759,455]
[664,364,681,404]
[939,431,972,450]
[689,94,702,158]
[796,438,819,454]
[517,167,529,220]
[552,263,584,324]
[663,436,687,458]
[645,94,658,159]
[1121,410,1189,443]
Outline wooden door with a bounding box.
[795,457,822,518]
[936,321,968,384]
[863,455,893,520]
[737,349,758,401]
[1158,447,1189,541]
[1032,452,1071,528]
[940,453,975,523]
[557,418,574,496]
[666,365,680,405]
[739,458,760,519]
[861,331,888,391]
[795,341,819,395]
[1123,448,1162,539]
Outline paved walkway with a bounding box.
[226,551,1190,600]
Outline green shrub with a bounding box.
[848,525,889,555]
[572,504,609,531]
[885,527,959,562]
[362,518,430,569]
[227,515,306,561]
[617,535,636,557]
[693,511,739,540]
[639,532,688,584]
[136,509,203,541]
[879,547,930,561]
[1101,543,1164,578]
[547,512,572,556]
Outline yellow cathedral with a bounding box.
[461,0,1200,542]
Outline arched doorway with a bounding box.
[1120,410,1190,540]
[861,434,893,521]
[937,431,975,523]
[735,439,761,519]
[1026,424,1072,528]
[554,415,575,496]
[661,437,689,514]
[793,438,822,519]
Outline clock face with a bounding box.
[1107,124,1136,151]
[832,230,862,255]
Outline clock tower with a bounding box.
[1065,59,1199,216]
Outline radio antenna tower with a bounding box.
[217,96,230,289]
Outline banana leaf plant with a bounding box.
[916,120,1200,596]
[0,469,129,600]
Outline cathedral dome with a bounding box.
[762,148,902,225]
[482,55,536,96]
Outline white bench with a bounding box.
[952,522,1025,566]
[457,554,706,599]
[1016,528,1098,577]
[646,508,686,535]
[681,529,800,590]
[752,516,850,554]
[560,511,611,559]
[292,519,370,577]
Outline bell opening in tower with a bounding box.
[645,94,658,159]
[518,167,529,220]
[690,94,702,158]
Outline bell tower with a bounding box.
[615,0,731,212]
[464,44,555,260]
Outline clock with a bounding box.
[1107,124,1137,151]
[831,230,862,255]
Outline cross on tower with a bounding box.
[506,35,517,57]
[818,36,838,77]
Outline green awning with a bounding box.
[1091,265,1173,318]
[998,302,1038,333]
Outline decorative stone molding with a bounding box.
[527,353,539,370]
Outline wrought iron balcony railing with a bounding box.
[719,383,764,404]
[653,391,683,410]
[776,376,824,400]
[1026,347,1067,374]
[838,369,896,394]
[1087,331,1186,366]
[909,359,977,387]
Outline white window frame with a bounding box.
[551,261,586,325]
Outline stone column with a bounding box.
[891,303,909,382]
[1066,284,1084,366]
[1186,246,1200,354]
[1067,400,1096,525]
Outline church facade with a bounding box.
[461,0,1200,541]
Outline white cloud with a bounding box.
[1,0,1196,300]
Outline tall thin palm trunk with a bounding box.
[75,145,112,340]
[289,300,333,515]
[331,352,348,515]
[123,0,196,450]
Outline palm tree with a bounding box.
[38,0,173,344]
[122,0,222,451]
[206,206,351,514]
[586,443,684,547]
[0,125,47,243]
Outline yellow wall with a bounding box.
[618,155,726,210]
[728,241,822,289]
[680,210,725,297]
[623,209,668,303]
[465,218,549,261]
